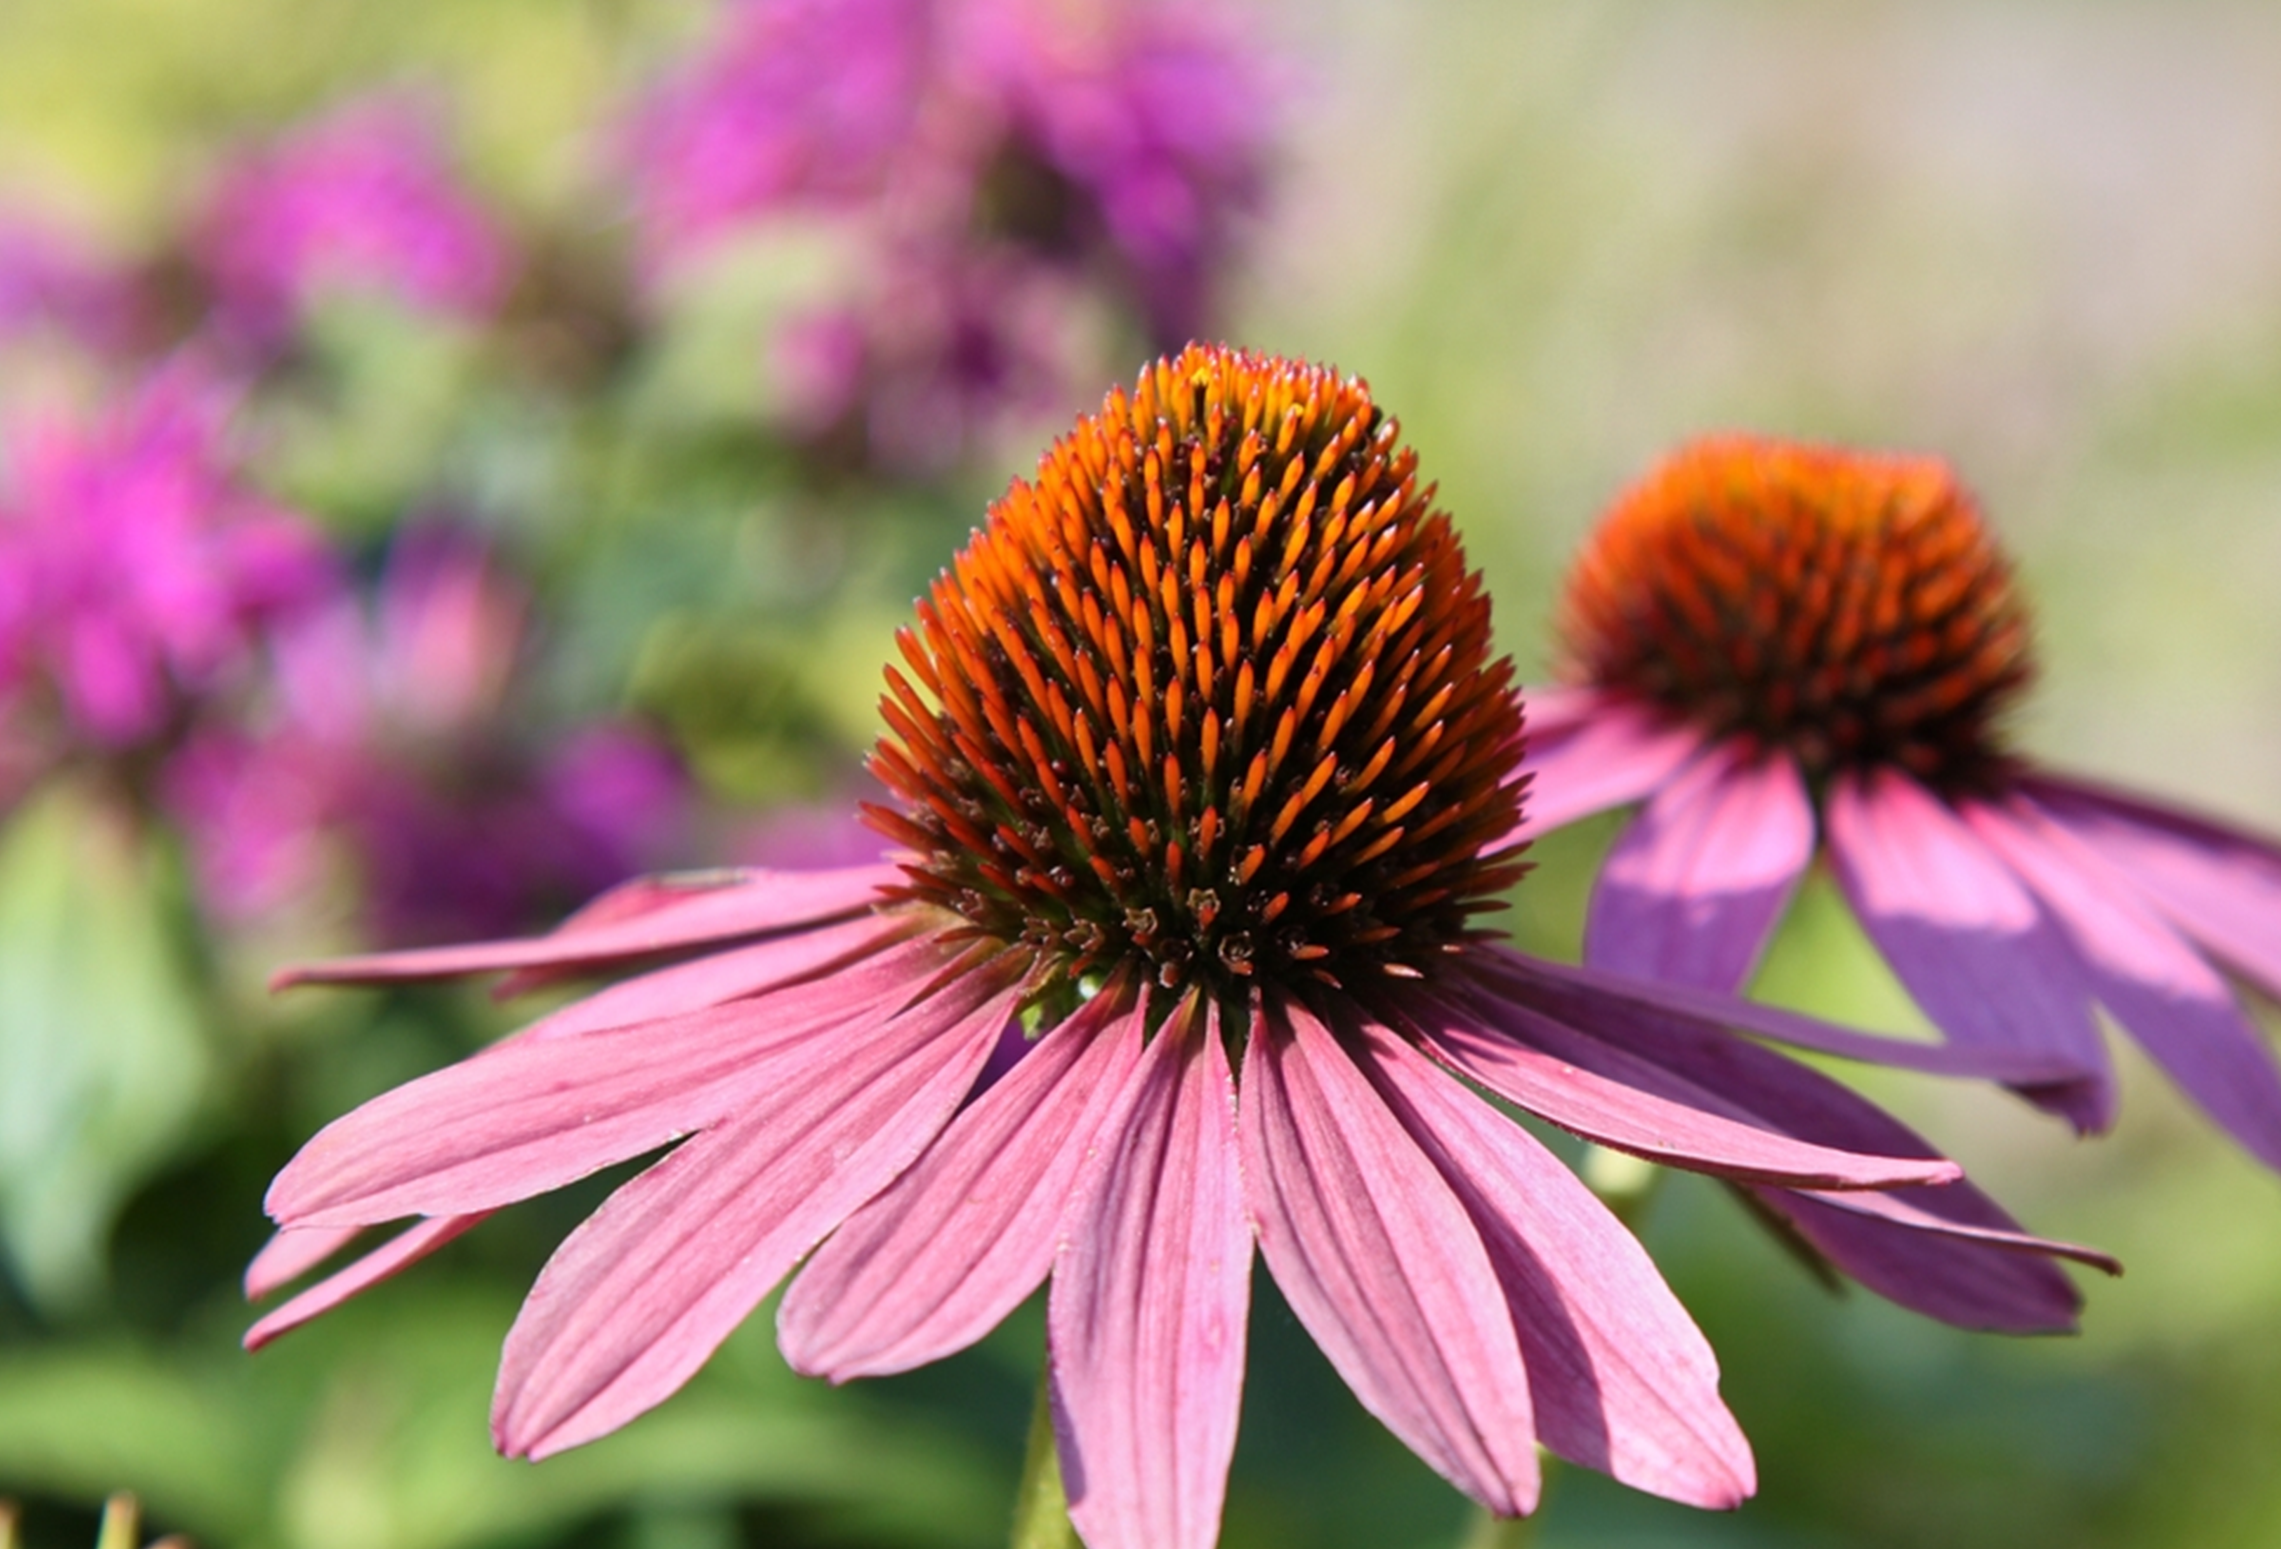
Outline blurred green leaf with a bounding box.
[0,782,213,1312]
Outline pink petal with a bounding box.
[520,911,916,1042]
[1519,683,1610,742]
[1358,1012,1753,1508]
[1586,743,1814,992]
[1051,996,1252,1549]
[244,1223,366,1298]
[273,863,897,988]
[1464,955,1983,1170]
[243,1213,489,1350]
[1822,770,2112,1129]
[778,976,1151,1380]
[2023,771,2281,1003]
[491,962,1027,1458]
[1478,947,2087,1085]
[1452,957,2118,1330]
[269,934,956,1227]
[1516,697,1701,836]
[1238,995,1540,1517]
[1970,799,2281,1170]
[1405,984,1957,1190]
[1755,1183,2115,1333]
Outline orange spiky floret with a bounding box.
[867,344,1529,997]
[1560,433,2033,794]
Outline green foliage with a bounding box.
[0,783,211,1313]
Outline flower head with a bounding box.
[1529,432,2281,1187]
[250,351,2107,1545]
[867,349,1522,993]
[1562,435,2030,794]
[0,367,335,766]
[193,98,510,346]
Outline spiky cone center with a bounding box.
[1560,434,2033,794]
[867,344,1528,1003]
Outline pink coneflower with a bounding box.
[0,367,334,766]
[1527,433,2281,1183]
[250,350,2106,1543]
[192,97,510,347]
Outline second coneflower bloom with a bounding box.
[1531,433,2281,1186]
[248,350,2105,1548]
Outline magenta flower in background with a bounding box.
[625,0,1273,467]
[192,97,511,346]
[972,0,1271,345]
[1526,433,2281,1192]
[0,366,334,767]
[170,526,685,942]
[624,0,939,257]
[249,351,2110,1546]
[0,213,143,354]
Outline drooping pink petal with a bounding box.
[1514,697,1701,836]
[1238,995,1540,1517]
[1479,947,2087,1085]
[1585,742,1813,992]
[519,911,918,1042]
[2023,770,2281,1004]
[1753,1182,2113,1334]
[1968,799,2281,1170]
[779,976,1150,1380]
[1052,996,1252,1549]
[1822,769,2112,1129]
[1455,956,2114,1329]
[1401,986,1956,1189]
[1356,1008,1753,1508]
[268,934,953,1227]
[244,1223,366,1298]
[243,1213,490,1350]
[272,864,898,989]
[491,961,1028,1459]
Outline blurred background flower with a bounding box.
[0,0,2277,1546]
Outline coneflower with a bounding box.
[1525,432,2281,1307]
[249,350,2105,1547]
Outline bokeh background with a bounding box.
[3,0,2280,1545]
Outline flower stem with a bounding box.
[1009,1367,1079,1549]
[1458,1504,1536,1549]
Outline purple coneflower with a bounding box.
[1528,433,2281,1181]
[192,97,510,347]
[249,350,2106,1544]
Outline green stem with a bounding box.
[1457,1502,1535,1549]
[1009,1367,1080,1549]
[94,1496,139,1549]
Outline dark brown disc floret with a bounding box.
[1560,434,2033,794]
[866,344,1529,998]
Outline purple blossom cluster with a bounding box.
[168,530,687,945]
[0,370,333,774]
[190,97,512,349]
[626,0,1274,466]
